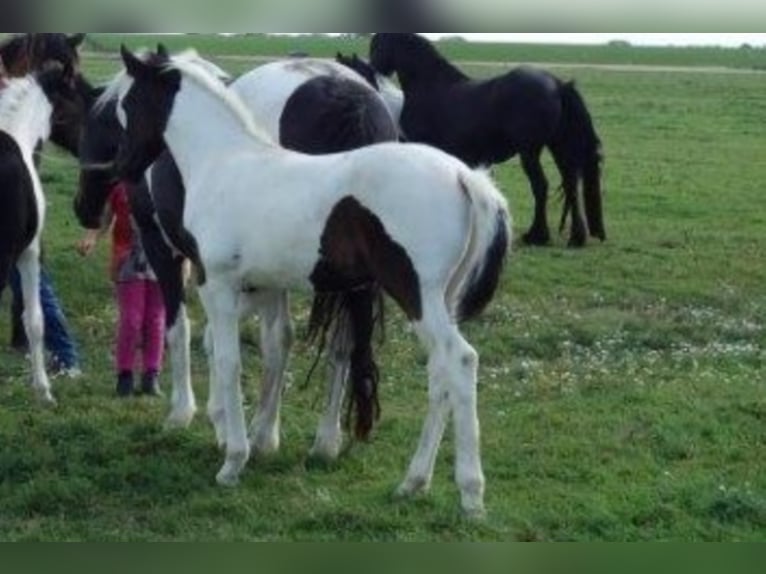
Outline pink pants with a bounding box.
[115,280,166,374]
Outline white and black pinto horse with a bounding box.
[0,66,79,403]
[112,46,510,516]
[74,52,399,460]
[361,33,605,248]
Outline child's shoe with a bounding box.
[116,371,134,398]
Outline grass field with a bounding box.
[0,36,765,541]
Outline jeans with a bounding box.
[8,266,81,369]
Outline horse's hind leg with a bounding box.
[248,290,293,456]
[16,246,53,404]
[399,293,485,517]
[520,151,552,246]
[551,147,587,248]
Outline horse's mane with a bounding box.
[96,49,231,112]
[394,34,468,84]
[166,53,276,146]
[96,50,275,145]
[0,75,49,135]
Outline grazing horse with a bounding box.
[113,46,510,516]
[0,65,79,403]
[74,53,399,460]
[366,33,605,247]
[0,34,85,77]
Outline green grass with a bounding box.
[1,40,765,541]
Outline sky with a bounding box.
[429,34,765,47]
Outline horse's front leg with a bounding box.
[520,151,552,246]
[247,290,293,456]
[198,281,249,486]
[16,246,54,404]
[165,302,197,429]
[310,316,351,461]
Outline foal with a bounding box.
[79,52,398,460]
[113,47,511,516]
[0,66,79,402]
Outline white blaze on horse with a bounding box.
[112,46,510,517]
[0,65,78,403]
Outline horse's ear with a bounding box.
[69,33,86,49]
[157,43,170,58]
[121,45,148,79]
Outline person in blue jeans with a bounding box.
[6,265,82,378]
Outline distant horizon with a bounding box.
[426,33,765,47]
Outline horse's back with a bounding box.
[232,59,377,141]
[281,75,398,154]
[401,66,564,165]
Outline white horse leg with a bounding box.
[16,247,53,404]
[248,290,293,456]
[199,282,249,486]
[310,320,351,461]
[445,333,484,518]
[396,350,450,498]
[165,303,197,429]
[203,322,227,449]
[398,294,485,517]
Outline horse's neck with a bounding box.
[397,49,467,91]
[0,86,50,153]
[164,78,271,187]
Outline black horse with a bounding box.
[366,33,605,247]
[69,52,399,452]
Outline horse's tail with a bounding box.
[306,286,384,441]
[558,82,606,241]
[447,169,512,323]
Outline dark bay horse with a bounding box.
[0,34,85,77]
[367,33,605,247]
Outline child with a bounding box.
[78,182,166,397]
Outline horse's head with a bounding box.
[0,34,85,77]
[74,93,124,229]
[336,52,379,90]
[30,34,86,74]
[369,34,400,77]
[115,44,180,183]
[36,63,89,157]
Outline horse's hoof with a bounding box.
[216,470,240,488]
[216,456,247,487]
[567,236,587,249]
[164,408,196,431]
[249,433,280,457]
[462,504,487,522]
[395,476,430,499]
[522,230,551,246]
[309,439,343,463]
